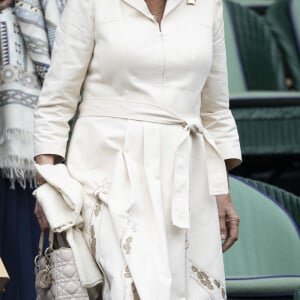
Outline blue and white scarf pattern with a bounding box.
[0,0,66,188]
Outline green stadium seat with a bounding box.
[236,176,300,232]
[229,91,300,107]
[225,176,300,297]
[290,0,300,53]
[229,91,300,155]
[224,0,287,90]
[223,0,300,156]
[265,0,300,90]
[229,0,275,7]
[224,1,248,93]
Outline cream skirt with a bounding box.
[66,116,226,300]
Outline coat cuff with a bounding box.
[34,142,66,161]
[217,143,242,170]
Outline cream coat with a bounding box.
[34,0,242,299]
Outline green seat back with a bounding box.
[226,0,287,90]
[239,177,300,229]
[223,1,248,93]
[225,177,300,296]
[290,0,300,53]
[229,0,275,6]
[265,0,300,90]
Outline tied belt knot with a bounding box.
[183,119,204,135]
[79,98,226,229]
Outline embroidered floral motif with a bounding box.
[189,260,227,299]
[123,237,133,255]
[90,225,96,257]
[94,202,102,217]
[94,178,111,196]
[221,287,226,299]
[214,279,221,288]
[185,234,190,250]
[191,266,214,290]
[124,266,132,278]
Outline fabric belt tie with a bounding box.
[170,118,204,228]
[79,98,225,229]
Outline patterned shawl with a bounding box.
[0,0,66,188]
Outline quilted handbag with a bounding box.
[35,231,89,300]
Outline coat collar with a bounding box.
[121,0,184,20]
[164,0,184,18]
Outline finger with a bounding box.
[222,221,239,252]
[36,174,46,186]
[39,217,50,232]
[34,202,49,231]
[36,215,49,231]
[34,201,43,218]
[37,215,49,232]
[219,211,227,241]
[222,230,238,252]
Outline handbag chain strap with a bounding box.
[35,231,55,290]
[38,231,55,256]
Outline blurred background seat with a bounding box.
[290,0,300,53]
[227,0,275,7]
[223,0,248,93]
[265,0,300,90]
[239,176,300,228]
[223,0,300,196]
[225,176,300,299]
[224,0,287,91]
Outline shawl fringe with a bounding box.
[0,156,36,189]
[0,128,33,144]
[0,128,36,189]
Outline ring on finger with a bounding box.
[227,219,239,227]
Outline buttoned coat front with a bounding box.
[34,0,242,299]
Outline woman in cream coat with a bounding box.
[34,0,242,299]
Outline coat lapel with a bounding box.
[121,0,184,20]
[121,0,152,19]
[164,0,184,18]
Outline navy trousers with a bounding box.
[0,178,40,300]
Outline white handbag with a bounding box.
[33,163,103,288]
[35,231,89,300]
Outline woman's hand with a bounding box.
[34,154,56,231]
[34,202,49,232]
[216,194,240,252]
[0,0,14,10]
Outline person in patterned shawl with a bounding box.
[0,1,67,299]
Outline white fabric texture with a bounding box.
[34,0,242,299]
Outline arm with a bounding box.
[34,0,94,230]
[201,0,241,251]
[34,154,54,231]
[200,0,242,171]
[34,0,95,161]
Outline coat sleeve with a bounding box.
[200,0,242,170]
[34,0,94,160]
